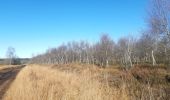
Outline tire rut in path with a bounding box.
[0,65,25,99]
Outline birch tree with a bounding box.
[6,47,16,65]
[148,0,170,65]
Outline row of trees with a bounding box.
[31,35,116,67]
[30,32,170,68]
[31,0,170,68]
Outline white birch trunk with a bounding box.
[152,50,157,66]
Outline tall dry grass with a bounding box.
[0,65,17,70]
[3,64,169,100]
[3,65,129,100]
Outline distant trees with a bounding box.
[6,47,16,65]
[30,33,170,68]
[114,37,135,69]
[94,34,115,67]
[30,0,170,68]
[31,34,116,67]
[6,47,20,65]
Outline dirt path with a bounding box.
[0,65,25,99]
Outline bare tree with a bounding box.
[94,34,115,67]
[116,37,135,69]
[148,0,170,38]
[147,0,170,65]
[6,47,16,65]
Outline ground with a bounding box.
[0,64,170,100]
[0,65,25,99]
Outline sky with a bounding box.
[0,0,148,58]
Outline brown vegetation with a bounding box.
[3,64,170,100]
[0,65,24,99]
[1,0,170,100]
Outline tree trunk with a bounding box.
[106,59,109,67]
[152,50,157,66]
[128,54,132,68]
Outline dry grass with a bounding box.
[0,65,19,70]
[0,65,11,70]
[3,64,170,100]
[3,65,127,100]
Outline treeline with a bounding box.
[0,47,30,65]
[30,0,170,68]
[30,33,170,68]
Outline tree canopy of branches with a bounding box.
[31,0,170,68]
[31,35,115,68]
[6,47,20,65]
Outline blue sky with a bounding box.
[0,0,148,58]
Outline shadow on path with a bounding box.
[0,65,25,99]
